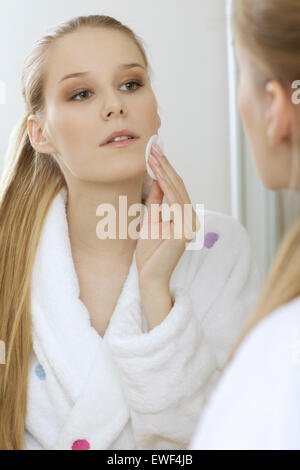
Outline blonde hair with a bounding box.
[0,14,152,450]
[225,0,300,366]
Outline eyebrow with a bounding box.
[58,63,145,84]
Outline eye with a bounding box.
[120,80,144,92]
[70,90,93,101]
[70,80,144,101]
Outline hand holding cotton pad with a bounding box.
[145,135,164,180]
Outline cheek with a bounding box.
[48,105,97,154]
[136,92,159,130]
[45,111,96,180]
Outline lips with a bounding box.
[101,129,139,146]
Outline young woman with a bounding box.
[0,15,260,450]
[190,0,300,450]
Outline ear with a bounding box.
[27,114,57,155]
[265,80,292,148]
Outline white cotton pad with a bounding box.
[145,134,164,180]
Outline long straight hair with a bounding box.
[0,15,152,450]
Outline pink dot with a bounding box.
[71,439,90,450]
[205,232,219,249]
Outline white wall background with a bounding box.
[0,0,231,215]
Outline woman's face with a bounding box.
[234,39,293,190]
[38,27,161,183]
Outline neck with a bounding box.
[66,177,144,265]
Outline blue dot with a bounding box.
[35,363,46,380]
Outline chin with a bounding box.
[261,176,286,191]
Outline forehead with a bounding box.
[44,27,144,90]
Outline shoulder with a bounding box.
[182,207,258,284]
[203,295,300,406]
[170,208,261,369]
[190,297,300,450]
[201,208,251,252]
[170,208,260,316]
[242,295,300,360]
[224,295,300,379]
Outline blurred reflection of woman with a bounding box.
[190,0,300,451]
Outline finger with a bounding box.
[150,147,191,204]
[149,155,200,240]
[144,179,163,226]
[183,209,201,241]
[148,156,181,208]
[150,148,199,237]
[149,152,200,239]
[149,161,189,235]
[148,154,185,214]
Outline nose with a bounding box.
[106,108,125,118]
[103,96,127,120]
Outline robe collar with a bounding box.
[31,186,144,400]
[29,182,190,449]
[30,187,146,448]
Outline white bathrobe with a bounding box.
[189,294,300,450]
[24,186,261,450]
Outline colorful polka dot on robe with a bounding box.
[34,363,46,380]
[71,439,90,450]
[204,232,219,249]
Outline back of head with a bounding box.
[0,14,151,450]
[233,0,300,83]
